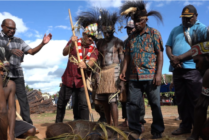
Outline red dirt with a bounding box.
[16,106,203,140]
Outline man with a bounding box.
[0,19,52,124]
[94,9,124,127]
[55,13,99,122]
[185,28,209,140]
[120,20,146,129]
[120,1,165,139]
[120,20,135,127]
[0,46,36,140]
[166,5,206,135]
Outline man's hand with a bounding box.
[153,73,161,86]
[119,81,126,92]
[78,61,87,69]
[11,49,23,57]
[71,36,78,42]
[42,33,52,45]
[120,72,127,81]
[170,55,182,68]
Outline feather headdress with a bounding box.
[99,9,123,32]
[120,0,163,24]
[75,8,102,38]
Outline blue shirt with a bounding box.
[166,20,206,72]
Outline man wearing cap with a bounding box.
[120,20,146,130]
[166,5,206,135]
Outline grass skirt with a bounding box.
[96,64,120,94]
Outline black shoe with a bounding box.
[172,128,191,135]
[98,117,106,122]
[152,133,162,139]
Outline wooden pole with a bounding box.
[68,9,94,121]
[16,112,23,120]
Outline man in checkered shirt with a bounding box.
[0,19,52,124]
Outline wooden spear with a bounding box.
[68,9,94,121]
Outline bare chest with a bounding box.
[99,41,117,54]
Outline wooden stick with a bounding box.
[68,9,94,122]
[16,111,23,120]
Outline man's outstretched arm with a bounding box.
[27,33,52,55]
[11,34,52,57]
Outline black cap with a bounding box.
[180,5,197,18]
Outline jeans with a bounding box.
[173,69,202,129]
[127,80,164,135]
[55,84,89,123]
[10,77,33,124]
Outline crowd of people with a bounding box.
[1,0,209,140]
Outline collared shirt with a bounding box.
[0,31,31,78]
[166,20,207,72]
[62,40,99,88]
[125,25,163,81]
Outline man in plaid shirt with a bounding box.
[0,19,52,124]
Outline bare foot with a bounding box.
[36,128,39,134]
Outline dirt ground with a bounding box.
[16,106,202,140]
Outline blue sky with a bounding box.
[0,0,209,94]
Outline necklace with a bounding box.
[77,38,95,63]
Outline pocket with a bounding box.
[140,52,156,69]
[142,40,154,53]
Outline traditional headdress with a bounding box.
[100,9,122,32]
[76,8,102,38]
[74,8,103,62]
[185,27,209,57]
[120,0,163,23]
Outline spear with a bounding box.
[68,9,94,122]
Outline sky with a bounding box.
[0,0,209,94]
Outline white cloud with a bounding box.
[183,0,203,6]
[0,12,28,34]
[65,16,69,20]
[154,0,173,7]
[156,3,164,7]
[22,39,67,68]
[34,30,42,38]
[25,32,33,38]
[89,0,122,8]
[24,66,62,93]
[46,26,53,34]
[55,25,71,30]
[76,6,83,15]
[22,39,68,94]
[146,2,152,11]
[166,0,172,4]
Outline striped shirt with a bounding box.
[0,31,31,78]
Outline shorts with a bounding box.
[15,120,35,138]
[95,93,118,103]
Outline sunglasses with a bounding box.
[3,25,17,31]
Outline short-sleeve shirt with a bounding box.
[125,25,163,81]
[166,20,207,72]
[62,39,99,88]
[0,31,31,78]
